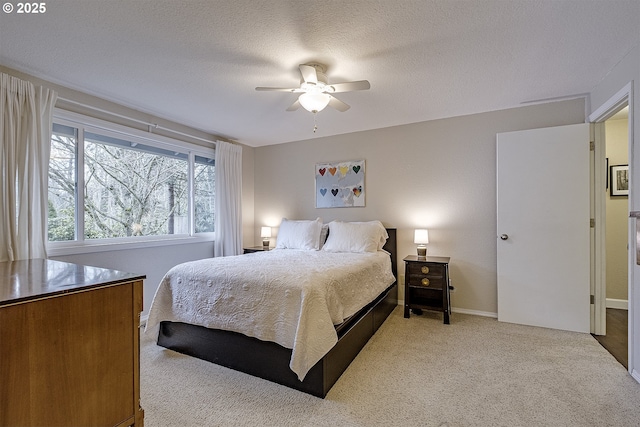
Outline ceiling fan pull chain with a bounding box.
[313,112,318,133]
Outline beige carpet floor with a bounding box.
[140,308,640,426]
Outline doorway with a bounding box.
[594,106,630,368]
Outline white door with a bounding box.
[497,123,590,333]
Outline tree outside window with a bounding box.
[48,122,215,243]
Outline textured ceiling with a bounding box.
[1,0,638,147]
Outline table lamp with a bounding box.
[414,229,429,258]
[261,226,271,249]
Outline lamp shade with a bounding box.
[414,229,429,245]
[298,92,331,113]
[261,227,272,238]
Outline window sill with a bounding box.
[47,234,215,257]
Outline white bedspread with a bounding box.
[145,249,395,380]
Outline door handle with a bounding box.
[500,234,509,240]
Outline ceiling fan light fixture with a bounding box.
[298,92,331,113]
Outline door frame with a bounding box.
[589,82,634,373]
[591,121,606,335]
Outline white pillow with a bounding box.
[321,220,388,253]
[275,218,323,250]
[349,220,388,250]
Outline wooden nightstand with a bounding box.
[403,255,451,324]
[243,246,272,254]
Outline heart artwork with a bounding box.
[315,160,365,208]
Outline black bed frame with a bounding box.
[157,228,398,398]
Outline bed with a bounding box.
[145,220,397,397]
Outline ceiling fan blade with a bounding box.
[286,99,301,111]
[255,86,301,92]
[328,80,371,93]
[299,64,317,84]
[328,95,350,112]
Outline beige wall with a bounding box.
[605,118,629,302]
[252,99,585,316]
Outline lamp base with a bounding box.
[262,239,270,249]
[416,246,427,258]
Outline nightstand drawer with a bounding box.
[407,275,445,288]
[406,263,445,277]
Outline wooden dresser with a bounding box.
[0,259,145,427]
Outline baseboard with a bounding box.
[632,368,640,385]
[397,300,498,319]
[451,307,498,318]
[606,298,628,310]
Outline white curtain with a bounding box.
[214,140,243,257]
[0,73,57,262]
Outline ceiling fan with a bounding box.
[255,63,370,113]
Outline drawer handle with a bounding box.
[421,266,430,274]
[421,278,430,286]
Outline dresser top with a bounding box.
[0,258,145,306]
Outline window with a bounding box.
[48,113,215,247]
[49,123,77,241]
[194,155,215,233]
[84,132,189,238]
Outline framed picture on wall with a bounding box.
[610,164,629,197]
[315,160,365,208]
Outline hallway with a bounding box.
[593,308,628,368]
